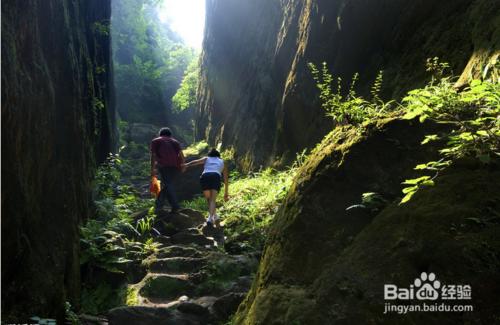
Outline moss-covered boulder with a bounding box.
[234,118,500,324]
[139,274,194,300]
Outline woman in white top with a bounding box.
[183,148,229,226]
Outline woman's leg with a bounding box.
[210,189,219,225]
[203,190,212,217]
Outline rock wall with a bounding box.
[196,0,500,170]
[234,118,500,324]
[1,0,115,321]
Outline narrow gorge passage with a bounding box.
[2,0,499,324]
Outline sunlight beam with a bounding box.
[158,0,206,49]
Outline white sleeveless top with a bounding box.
[202,157,224,175]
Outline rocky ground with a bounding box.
[81,208,258,325]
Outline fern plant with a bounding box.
[400,74,499,203]
[308,62,395,124]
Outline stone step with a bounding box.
[156,245,205,259]
[107,305,202,325]
[147,257,207,274]
[155,209,206,233]
[171,232,215,247]
[138,273,194,300]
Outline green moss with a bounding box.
[183,141,209,157]
[139,275,191,299]
[196,255,244,295]
[234,285,317,325]
[126,286,139,306]
[234,116,481,324]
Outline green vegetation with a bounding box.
[183,140,209,157]
[80,152,160,313]
[401,77,499,203]
[126,286,139,306]
[81,283,128,315]
[112,0,197,122]
[219,167,296,248]
[184,151,307,250]
[64,302,79,325]
[172,58,200,112]
[308,62,395,124]
[309,58,499,204]
[196,257,244,295]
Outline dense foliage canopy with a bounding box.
[112,0,197,123]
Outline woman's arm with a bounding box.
[183,157,207,168]
[223,163,229,201]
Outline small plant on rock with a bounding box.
[400,58,499,203]
[308,62,395,125]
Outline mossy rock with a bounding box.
[156,245,205,258]
[139,274,193,300]
[147,257,207,274]
[196,254,258,297]
[234,118,500,324]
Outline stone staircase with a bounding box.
[91,208,258,325]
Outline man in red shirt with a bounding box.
[150,127,185,213]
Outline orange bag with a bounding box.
[149,176,161,198]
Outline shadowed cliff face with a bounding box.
[233,119,500,324]
[196,0,499,170]
[1,0,115,321]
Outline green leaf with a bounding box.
[400,191,416,204]
[421,180,435,187]
[421,134,439,144]
[414,164,428,170]
[470,79,482,87]
[402,185,418,194]
[419,114,428,123]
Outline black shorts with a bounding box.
[200,172,222,191]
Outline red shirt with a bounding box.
[151,136,181,168]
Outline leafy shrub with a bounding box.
[400,61,499,203]
[172,58,200,112]
[183,140,209,157]
[82,152,155,276]
[308,62,395,124]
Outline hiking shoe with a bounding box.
[206,214,214,225]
